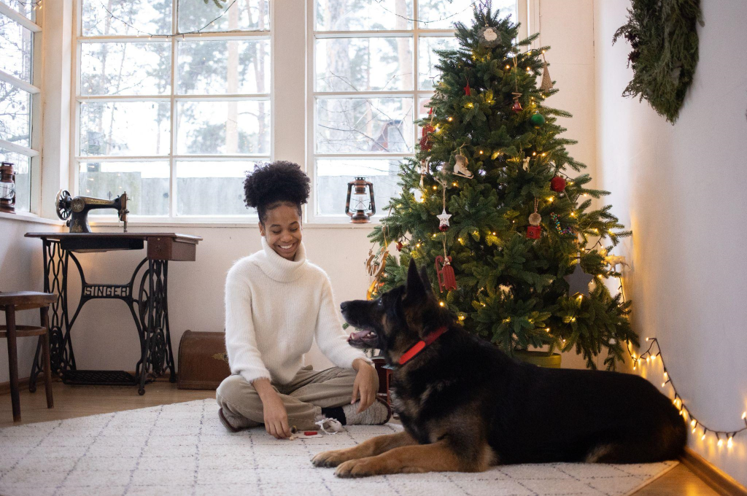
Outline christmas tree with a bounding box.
[368,6,637,370]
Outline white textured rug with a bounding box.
[0,399,677,496]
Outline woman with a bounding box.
[216,161,390,439]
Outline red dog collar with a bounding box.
[398,326,449,365]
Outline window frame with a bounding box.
[306,0,526,224]
[0,1,43,216]
[68,0,525,226]
[70,0,273,222]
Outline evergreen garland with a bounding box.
[613,0,703,124]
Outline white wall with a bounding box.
[594,0,747,486]
[45,225,375,373]
[0,217,56,383]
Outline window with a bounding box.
[74,0,270,217]
[309,0,520,221]
[0,0,41,214]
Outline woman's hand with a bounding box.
[351,358,378,413]
[253,378,292,439]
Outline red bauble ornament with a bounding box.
[396,241,403,251]
[512,101,523,113]
[527,225,542,239]
[435,256,458,292]
[550,176,567,192]
[439,224,449,232]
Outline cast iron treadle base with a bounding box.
[63,370,142,386]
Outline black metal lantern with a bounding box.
[345,177,375,223]
[0,162,16,214]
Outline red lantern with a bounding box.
[527,225,542,239]
[550,176,567,192]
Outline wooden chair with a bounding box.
[0,291,55,422]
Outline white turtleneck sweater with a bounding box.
[224,237,368,385]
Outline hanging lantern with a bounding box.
[0,162,16,214]
[345,177,376,223]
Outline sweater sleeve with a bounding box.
[314,277,371,369]
[224,265,272,384]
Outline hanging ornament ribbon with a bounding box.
[511,54,523,113]
[437,179,451,231]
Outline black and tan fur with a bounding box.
[311,259,686,478]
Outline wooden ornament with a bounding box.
[540,60,553,91]
[564,263,594,297]
[453,154,473,178]
[435,256,458,292]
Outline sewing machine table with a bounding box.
[24,233,202,395]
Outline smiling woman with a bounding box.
[216,160,391,439]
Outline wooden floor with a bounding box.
[0,381,720,495]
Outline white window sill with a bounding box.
[0,211,64,226]
[88,218,380,230]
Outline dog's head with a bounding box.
[342,259,451,365]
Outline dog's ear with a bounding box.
[405,258,427,302]
[419,265,434,296]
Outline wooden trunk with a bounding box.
[177,330,231,390]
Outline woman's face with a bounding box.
[259,203,303,261]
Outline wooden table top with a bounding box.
[25,233,202,243]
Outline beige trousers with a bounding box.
[216,365,376,430]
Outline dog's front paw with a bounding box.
[335,458,379,478]
[311,449,352,468]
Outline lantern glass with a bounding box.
[0,181,14,201]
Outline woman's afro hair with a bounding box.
[243,161,310,219]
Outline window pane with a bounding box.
[79,101,171,156]
[418,36,459,90]
[316,97,413,154]
[315,37,413,92]
[82,0,171,37]
[316,158,401,216]
[316,0,413,31]
[177,39,270,95]
[0,149,30,212]
[177,0,269,33]
[79,161,169,216]
[417,0,516,29]
[0,14,32,83]
[80,42,171,96]
[176,161,254,215]
[0,82,30,147]
[176,100,270,155]
[0,0,35,21]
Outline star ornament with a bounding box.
[564,263,594,297]
[437,209,452,231]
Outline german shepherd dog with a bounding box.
[311,259,686,478]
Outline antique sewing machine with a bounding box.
[55,189,129,233]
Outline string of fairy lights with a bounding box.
[612,272,747,449]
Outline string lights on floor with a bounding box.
[613,274,747,450]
